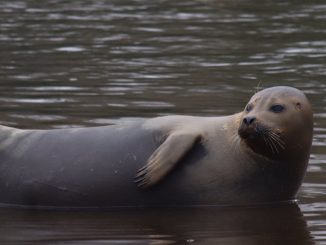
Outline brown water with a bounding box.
[0,0,325,244]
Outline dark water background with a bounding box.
[0,0,325,244]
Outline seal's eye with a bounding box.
[270,104,285,113]
[246,104,253,112]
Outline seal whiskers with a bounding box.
[263,128,286,155]
[268,131,285,150]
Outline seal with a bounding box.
[0,86,313,208]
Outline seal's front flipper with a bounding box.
[135,132,201,188]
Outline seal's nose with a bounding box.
[243,116,256,126]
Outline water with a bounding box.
[0,205,315,244]
[0,0,325,244]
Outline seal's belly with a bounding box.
[0,123,161,207]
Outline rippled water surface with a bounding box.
[0,0,325,244]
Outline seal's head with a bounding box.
[238,86,313,163]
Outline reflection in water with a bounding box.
[0,0,325,243]
[0,204,314,245]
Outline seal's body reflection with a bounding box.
[0,204,314,244]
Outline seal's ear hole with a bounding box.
[295,102,302,110]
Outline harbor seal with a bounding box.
[0,86,313,208]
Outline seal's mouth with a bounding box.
[237,117,263,140]
[238,123,259,140]
[238,119,285,156]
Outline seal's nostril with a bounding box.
[249,117,256,124]
[243,117,256,126]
